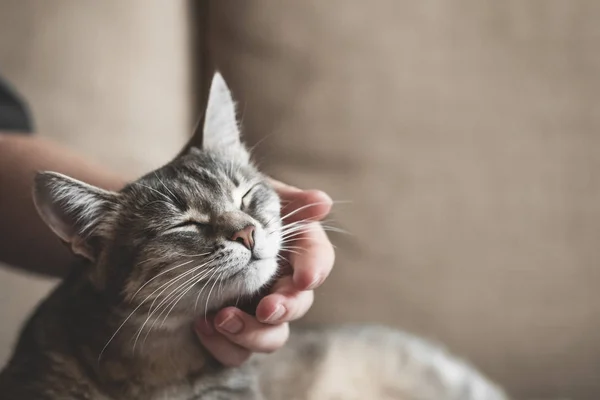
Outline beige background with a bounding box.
[0,0,190,367]
[1,1,599,399]
[208,1,600,399]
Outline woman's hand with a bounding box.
[195,179,334,366]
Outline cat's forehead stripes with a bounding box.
[148,158,254,213]
[182,208,210,224]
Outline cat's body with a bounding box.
[1,271,506,400]
[0,73,507,400]
[0,267,258,399]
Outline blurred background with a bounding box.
[1,1,600,399]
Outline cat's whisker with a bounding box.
[132,250,212,275]
[217,266,226,302]
[280,250,305,257]
[203,268,226,320]
[154,267,216,332]
[143,260,217,326]
[99,258,216,362]
[133,182,173,203]
[135,262,218,351]
[279,224,313,237]
[195,264,223,315]
[281,229,316,241]
[267,198,351,234]
[279,199,351,222]
[279,248,302,256]
[279,202,332,222]
[129,259,196,303]
[169,250,213,258]
[270,216,338,236]
[273,220,305,231]
[138,274,208,352]
[279,236,320,246]
[267,221,306,235]
[145,260,214,315]
[153,172,178,202]
[280,245,305,251]
[280,224,349,242]
[135,256,167,267]
[158,262,220,326]
[144,264,218,345]
[276,217,342,236]
[128,259,216,351]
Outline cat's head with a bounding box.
[33,73,282,321]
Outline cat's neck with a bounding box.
[56,269,216,392]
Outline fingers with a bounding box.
[255,275,315,324]
[268,178,333,224]
[195,318,252,367]
[195,308,290,365]
[268,178,335,289]
[287,222,335,290]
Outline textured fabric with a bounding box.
[0,0,191,176]
[0,0,191,366]
[205,2,600,399]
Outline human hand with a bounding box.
[195,179,334,366]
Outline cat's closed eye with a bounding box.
[241,185,257,210]
[167,220,210,233]
[174,221,208,229]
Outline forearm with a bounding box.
[0,134,126,277]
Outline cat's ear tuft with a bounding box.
[202,72,247,158]
[33,172,118,260]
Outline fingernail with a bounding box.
[306,275,322,290]
[218,314,244,334]
[195,319,215,336]
[264,304,286,323]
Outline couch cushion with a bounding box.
[205,1,600,399]
[0,0,191,366]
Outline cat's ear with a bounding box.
[33,172,118,261]
[202,72,247,157]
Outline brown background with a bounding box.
[2,1,600,399]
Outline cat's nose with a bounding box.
[230,225,255,250]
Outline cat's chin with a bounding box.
[238,257,279,290]
[211,257,279,308]
[166,257,279,320]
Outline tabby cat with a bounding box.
[0,73,508,399]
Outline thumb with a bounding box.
[268,178,332,223]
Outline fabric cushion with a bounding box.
[0,0,191,365]
[205,1,600,399]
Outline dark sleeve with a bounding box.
[0,75,34,133]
